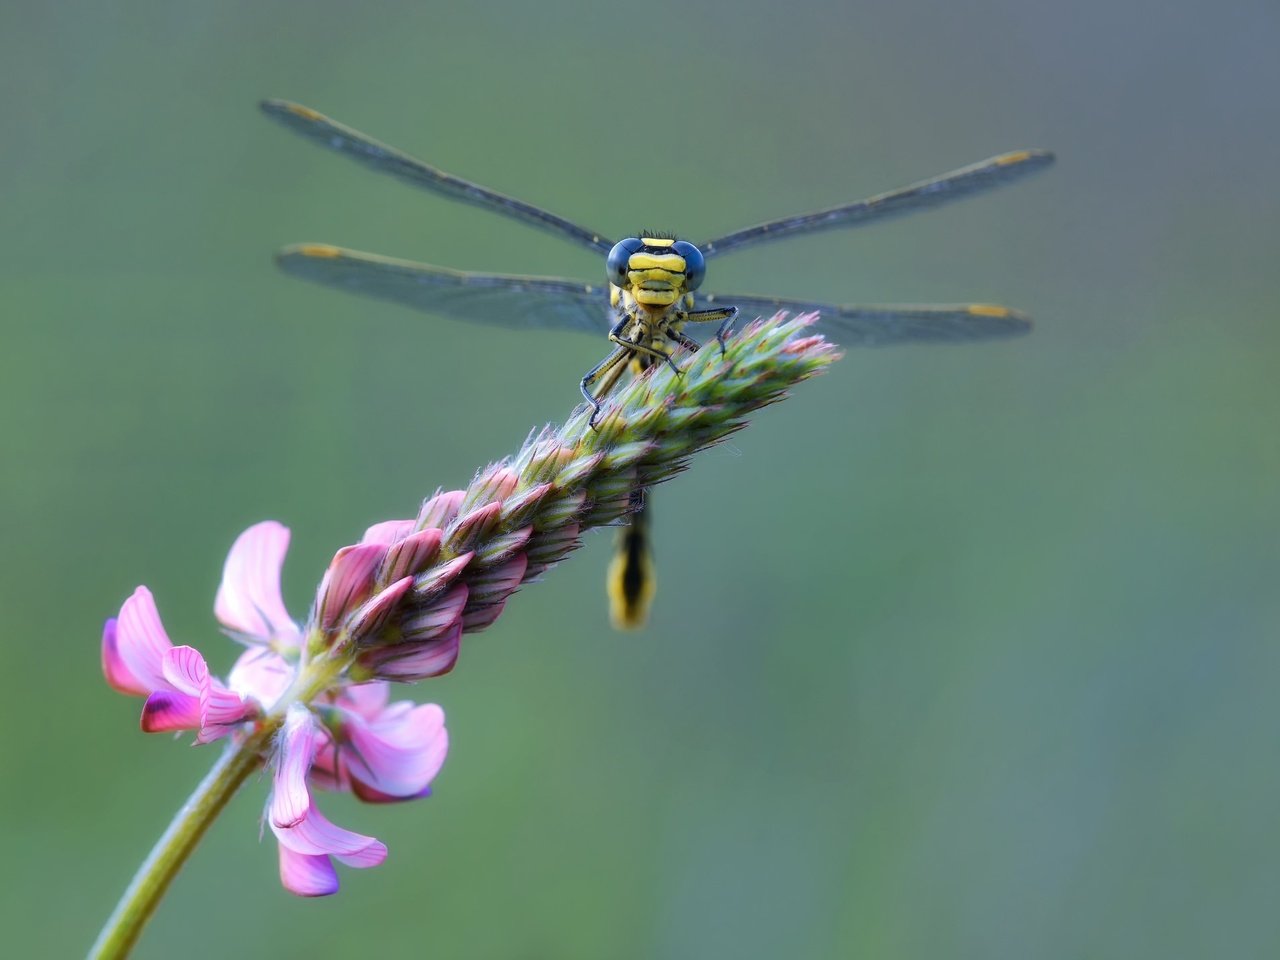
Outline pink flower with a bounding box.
[102,520,450,895]
[269,695,447,896]
[101,587,256,744]
[102,522,303,739]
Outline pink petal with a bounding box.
[361,519,415,546]
[345,703,448,799]
[161,644,210,698]
[381,528,443,583]
[402,584,468,643]
[346,576,414,645]
[445,501,502,552]
[316,543,386,631]
[307,738,348,793]
[141,690,201,733]
[278,846,339,897]
[462,598,509,632]
[271,706,319,829]
[417,489,465,530]
[474,526,532,567]
[272,803,387,867]
[227,647,293,707]
[466,554,529,605]
[101,618,148,696]
[526,521,581,566]
[411,552,473,603]
[339,681,391,719]
[469,466,520,505]
[350,781,433,804]
[160,646,252,741]
[214,521,297,641]
[498,481,552,527]
[115,587,175,692]
[362,622,461,681]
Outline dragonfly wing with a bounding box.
[699,292,1031,346]
[277,244,612,334]
[700,150,1054,258]
[261,100,613,255]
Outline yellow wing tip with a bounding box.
[260,98,322,120]
[283,243,344,260]
[995,148,1056,168]
[966,303,1033,329]
[967,303,1012,318]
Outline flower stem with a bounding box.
[88,721,281,960]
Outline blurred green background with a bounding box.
[3,1,1277,957]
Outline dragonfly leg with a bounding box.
[670,329,703,353]
[686,306,738,356]
[580,345,631,429]
[610,331,681,377]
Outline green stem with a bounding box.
[87,720,280,960]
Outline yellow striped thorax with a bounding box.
[605,236,707,310]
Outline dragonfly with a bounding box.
[260,98,1053,630]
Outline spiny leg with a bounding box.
[670,329,703,354]
[685,306,738,355]
[579,345,631,428]
[610,330,682,377]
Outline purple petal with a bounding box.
[466,554,529,605]
[401,584,468,643]
[526,521,582,566]
[346,576,414,645]
[445,501,502,552]
[361,519,415,546]
[227,647,293,708]
[214,522,297,641]
[412,552,473,603]
[115,587,175,692]
[141,690,201,733]
[363,622,462,681]
[272,803,387,867]
[316,543,386,631]
[345,703,448,799]
[270,706,319,829]
[381,528,443,583]
[101,618,148,696]
[462,598,509,632]
[278,846,339,897]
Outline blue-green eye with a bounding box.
[606,238,644,286]
[672,240,705,290]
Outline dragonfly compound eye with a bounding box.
[671,241,706,291]
[606,238,645,286]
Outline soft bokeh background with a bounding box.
[3,1,1277,957]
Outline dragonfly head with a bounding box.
[606,236,706,308]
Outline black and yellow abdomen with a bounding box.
[607,499,655,630]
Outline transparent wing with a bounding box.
[261,99,614,255]
[699,150,1054,258]
[276,244,612,333]
[699,292,1031,346]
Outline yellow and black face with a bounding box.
[605,235,707,310]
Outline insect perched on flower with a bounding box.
[260,100,1052,631]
